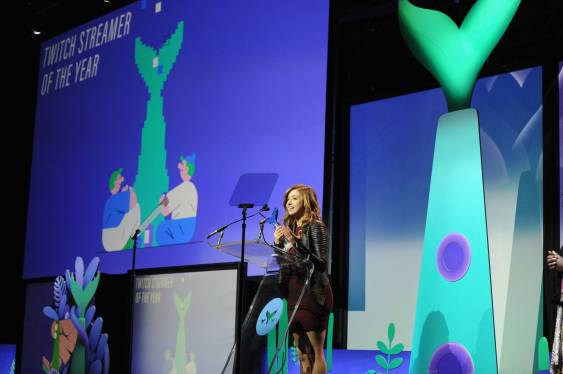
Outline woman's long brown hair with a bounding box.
[282,184,322,227]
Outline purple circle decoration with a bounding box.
[436,233,471,282]
[429,342,474,374]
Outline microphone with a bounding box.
[207,224,228,239]
[209,205,269,239]
[256,206,270,238]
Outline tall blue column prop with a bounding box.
[409,109,497,373]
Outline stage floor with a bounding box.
[283,349,551,373]
[286,349,411,373]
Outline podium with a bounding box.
[213,239,314,373]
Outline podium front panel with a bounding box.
[222,261,313,373]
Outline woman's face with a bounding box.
[286,189,305,217]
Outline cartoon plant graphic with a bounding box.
[42,256,110,374]
[289,341,299,365]
[266,298,288,373]
[42,276,76,373]
[368,323,404,374]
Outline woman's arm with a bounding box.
[304,221,327,273]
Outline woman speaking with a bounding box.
[274,184,333,374]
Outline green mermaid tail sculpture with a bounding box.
[398,0,520,372]
[398,0,520,110]
[133,21,184,244]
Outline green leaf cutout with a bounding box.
[387,323,395,342]
[390,343,404,355]
[377,341,389,354]
[375,355,389,369]
[69,273,100,317]
[389,357,404,369]
[538,336,550,371]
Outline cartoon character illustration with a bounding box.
[163,350,196,374]
[185,351,197,374]
[162,349,196,374]
[102,168,141,251]
[163,349,174,373]
[156,154,198,245]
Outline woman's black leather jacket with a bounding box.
[278,219,331,306]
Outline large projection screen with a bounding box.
[25,0,329,278]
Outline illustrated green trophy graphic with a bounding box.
[173,291,192,373]
[133,21,184,244]
[398,0,520,372]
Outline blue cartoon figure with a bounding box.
[102,168,141,251]
[156,154,198,245]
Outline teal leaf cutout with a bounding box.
[370,322,405,373]
[390,343,404,355]
[389,357,404,369]
[398,0,521,110]
[387,323,395,342]
[377,341,389,354]
[290,344,299,364]
[69,273,100,318]
[375,355,389,369]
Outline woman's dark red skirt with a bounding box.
[287,274,333,333]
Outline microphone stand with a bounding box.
[131,229,141,275]
[235,203,264,374]
[207,205,269,240]
[256,219,266,241]
[128,228,141,373]
[207,204,269,373]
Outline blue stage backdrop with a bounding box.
[348,67,543,372]
[25,0,329,278]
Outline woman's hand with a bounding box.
[274,226,295,245]
[547,250,563,272]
